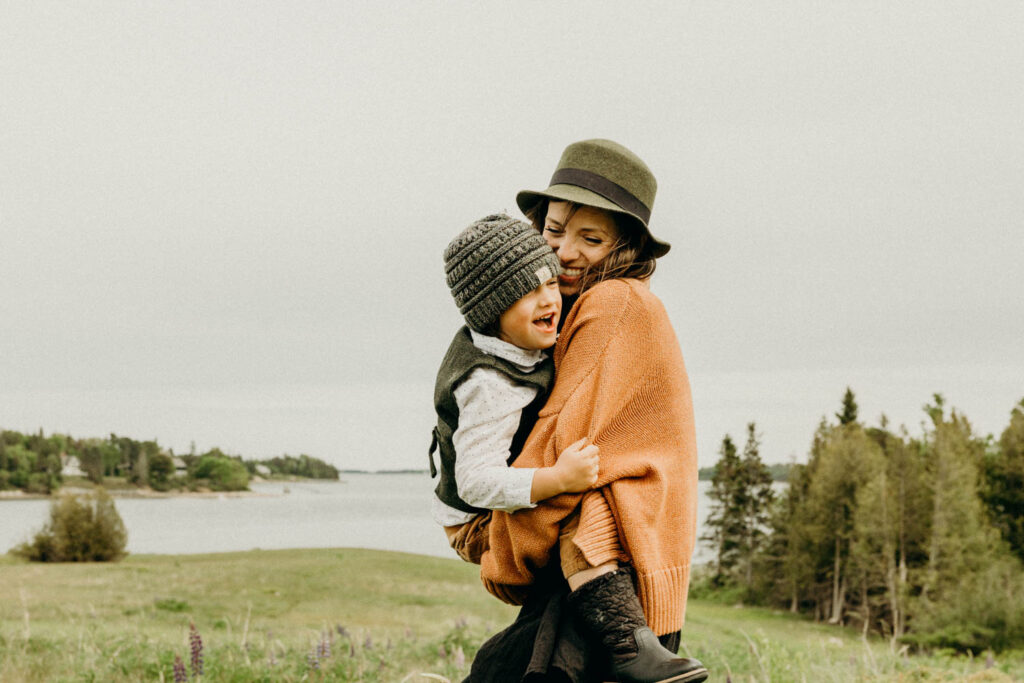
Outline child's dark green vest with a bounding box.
[429,326,554,516]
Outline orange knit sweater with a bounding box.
[479,278,698,635]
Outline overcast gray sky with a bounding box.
[2,1,1022,470]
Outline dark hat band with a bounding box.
[550,168,651,225]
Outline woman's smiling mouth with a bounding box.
[559,267,583,283]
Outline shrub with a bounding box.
[148,453,176,491]
[687,564,753,605]
[25,472,58,494]
[192,455,249,491]
[904,556,1024,652]
[12,488,127,562]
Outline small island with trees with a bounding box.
[0,429,340,495]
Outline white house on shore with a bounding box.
[60,454,85,478]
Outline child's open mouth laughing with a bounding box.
[533,312,557,334]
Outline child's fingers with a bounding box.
[568,436,590,450]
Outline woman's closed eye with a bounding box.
[544,226,564,237]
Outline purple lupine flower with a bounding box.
[189,622,204,678]
[454,646,466,668]
[349,641,355,657]
[307,647,320,671]
[172,654,187,683]
[404,627,413,640]
[335,624,349,638]
[438,644,447,659]
[363,634,373,650]
[455,617,468,629]
[268,650,277,668]
[318,632,332,659]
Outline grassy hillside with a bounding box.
[1,548,1021,681]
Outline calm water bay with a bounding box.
[1,474,740,563]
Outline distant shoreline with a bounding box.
[0,476,352,501]
[0,472,430,501]
[338,469,427,475]
[0,486,281,501]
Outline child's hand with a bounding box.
[555,437,600,493]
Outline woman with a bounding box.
[470,139,705,682]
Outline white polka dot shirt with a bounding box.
[431,330,545,527]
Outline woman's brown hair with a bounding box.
[525,198,658,295]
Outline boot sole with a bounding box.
[602,667,709,683]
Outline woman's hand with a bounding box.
[529,437,599,502]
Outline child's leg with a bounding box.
[559,489,628,588]
[558,509,618,590]
[444,511,491,565]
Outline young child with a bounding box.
[429,213,599,562]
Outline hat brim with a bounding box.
[516,184,671,259]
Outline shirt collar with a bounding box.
[469,329,547,369]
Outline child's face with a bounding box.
[497,278,562,350]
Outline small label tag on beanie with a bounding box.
[535,265,552,284]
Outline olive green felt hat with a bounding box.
[516,138,670,258]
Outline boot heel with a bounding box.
[613,628,708,683]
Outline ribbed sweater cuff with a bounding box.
[573,524,628,568]
[636,564,690,636]
[573,491,629,567]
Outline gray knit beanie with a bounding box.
[444,214,563,333]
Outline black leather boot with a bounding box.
[566,569,708,683]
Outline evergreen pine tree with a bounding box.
[702,434,744,586]
[845,426,890,636]
[703,424,776,592]
[775,418,834,619]
[837,387,859,425]
[858,423,929,641]
[982,399,1024,561]
[907,398,1024,651]
[920,399,996,601]
[738,423,774,589]
[761,461,811,612]
[798,396,878,625]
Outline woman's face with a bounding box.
[542,201,620,296]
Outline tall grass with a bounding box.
[1,548,1022,681]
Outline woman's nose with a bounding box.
[557,239,578,262]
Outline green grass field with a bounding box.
[1,548,1021,682]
